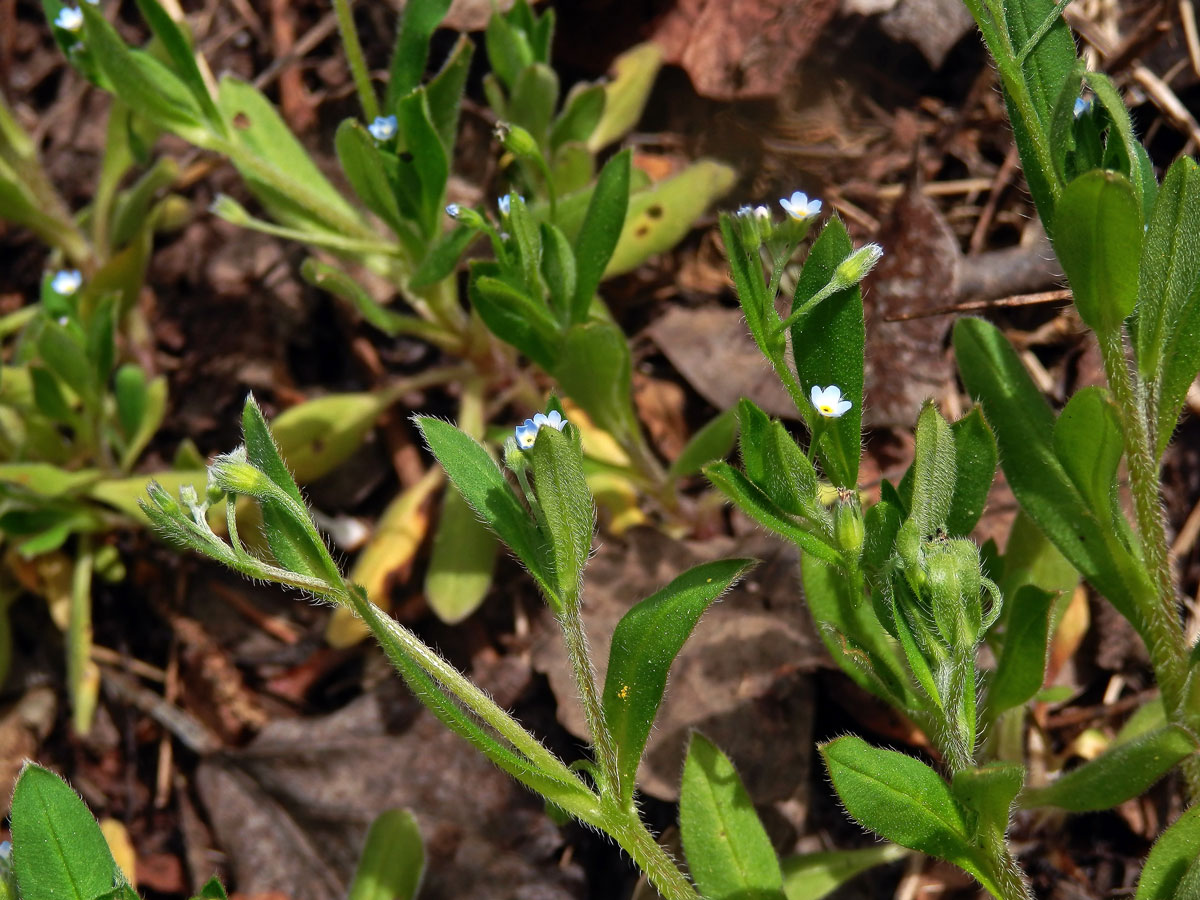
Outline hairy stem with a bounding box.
[1096,327,1199,796]
[605,811,701,900]
[558,594,621,796]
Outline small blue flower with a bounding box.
[514,409,568,449]
[515,419,539,449]
[368,115,397,141]
[1073,96,1093,118]
[51,269,82,295]
[445,203,460,219]
[0,840,11,861]
[811,384,852,418]
[754,205,770,220]
[780,191,822,221]
[55,6,83,30]
[736,205,753,217]
[498,194,525,216]
[533,409,566,431]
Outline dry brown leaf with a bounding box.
[651,0,841,99]
[196,685,583,900]
[863,186,960,427]
[647,306,796,419]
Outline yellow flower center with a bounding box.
[819,403,834,414]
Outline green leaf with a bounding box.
[38,322,95,408]
[539,221,577,324]
[1053,169,1143,334]
[602,559,754,805]
[680,733,786,900]
[130,0,224,131]
[1052,387,1123,525]
[551,83,605,151]
[552,321,636,443]
[411,223,479,289]
[1154,286,1200,462]
[791,217,865,488]
[424,35,473,155]
[347,809,424,900]
[909,402,957,537]
[527,423,593,600]
[781,845,909,900]
[1084,72,1144,205]
[1135,157,1200,458]
[300,259,441,341]
[386,0,452,108]
[114,364,148,442]
[117,371,167,471]
[953,317,1150,632]
[509,63,559,148]
[424,488,499,624]
[506,193,544,299]
[1021,725,1196,811]
[588,42,662,152]
[468,263,561,371]
[720,213,781,362]
[604,160,736,278]
[241,396,336,582]
[335,119,407,235]
[571,149,630,324]
[945,407,997,537]
[951,763,1024,842]
[191,877,229,900]
[997,0,1076,229]
[217,77,362,232]
[80,4,209,143]
[1136,805,1200,900]
[269,391,395,485]
[987,585,1055,715]
[819,736,997,892]
[484,10,533,92]
[415,417,558,607]
[705,462,843,568]
[11,763,120,900]
[668,406,738,478]
[0,464,101,498]
[396,88,449,237]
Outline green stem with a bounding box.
[69,537,97,734]
[986,836,1035,900]
[345,584,585,788]
[962,0,1062,210]
[333,0,379,122]
[1096,328,1198,794]
[557,594,621,796]
[604,811,701,900]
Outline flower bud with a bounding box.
[495,122,541,161]
[832,243,883,290]
[446,204,488,230]
[833,488,864,560]
[504,435,530,473]
[145,480,181,517]
[210,447,271,497]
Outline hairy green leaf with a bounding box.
[680,733,786,900]
[11,763,120,900]
[1020,725,1197,811]
[603,559,754,805]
